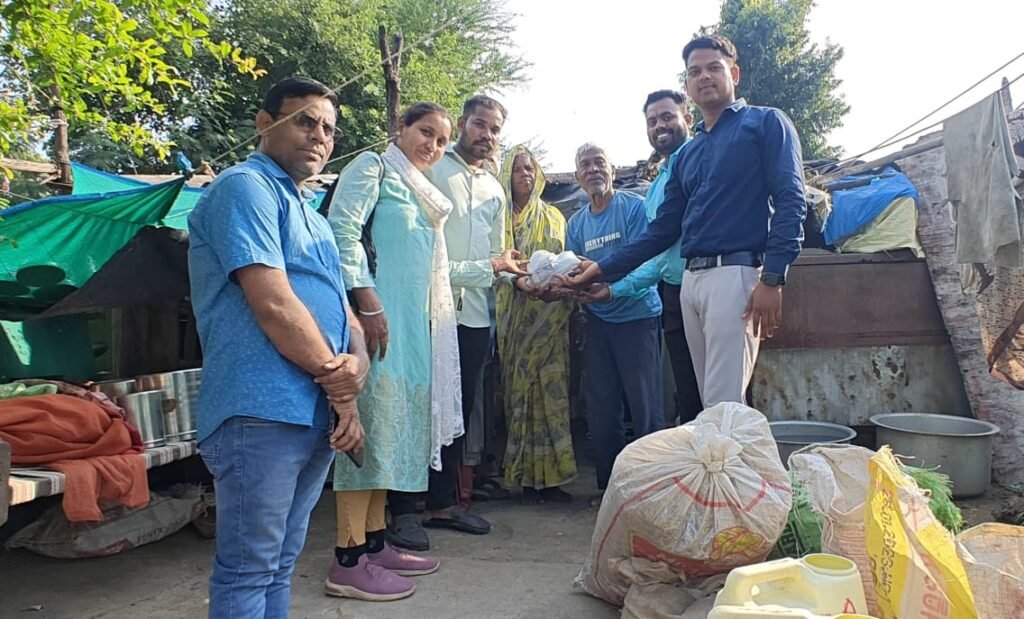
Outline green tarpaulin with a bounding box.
[72,163,200,230]
[0,178,182,318]
[70,162,326,230]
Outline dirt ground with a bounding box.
[956,484,1022,529]
[0,467,619,619]
[2,453,1019,619]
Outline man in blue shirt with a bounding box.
[565,143,664,494]
[188,77,369,618]
[641,89,703,425]
[567,35,806,408]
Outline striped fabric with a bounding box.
[8,440,197,506]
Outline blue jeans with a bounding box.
[200,416,334,619]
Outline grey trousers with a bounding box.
[680,265,761,407]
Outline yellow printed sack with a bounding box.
[865,446,977,619]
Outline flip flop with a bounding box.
[422,507,491,535]
[473,478,511,501]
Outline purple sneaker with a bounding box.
[368,543,440,576]
[324,554,416,601]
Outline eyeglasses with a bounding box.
[275,110,338,138]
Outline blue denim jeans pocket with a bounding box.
[198,422,225,471]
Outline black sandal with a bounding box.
[422,507,491,535]
[473,478,511,501]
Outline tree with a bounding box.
[66,0,530,174]
[0,0,263,172]
[699,0,849,159]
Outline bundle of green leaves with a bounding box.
[903,465,964,534]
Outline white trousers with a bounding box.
[680,265,761,407]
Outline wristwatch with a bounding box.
[760,272,786,287]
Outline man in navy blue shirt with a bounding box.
[567,35,806,408]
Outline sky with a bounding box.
[497,0,1024,172]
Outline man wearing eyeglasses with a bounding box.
[188,76,370,619]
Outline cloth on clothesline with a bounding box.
[943,91,1023,291]
[943,92,1024,388]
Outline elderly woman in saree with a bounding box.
[324,103,463,601]
[497,145,578,504]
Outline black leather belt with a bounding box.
[686,251,763,271]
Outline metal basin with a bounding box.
[137,370,201,441]
[169,368,201,441]
[769,421,857,467]
[117,391,168,448]
[136,373,180,439]
[871,413,999,498]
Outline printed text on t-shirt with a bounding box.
[584,232,622,253]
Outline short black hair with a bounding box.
[261,77,338,117]
[400,102,452,129]
[462,95,508,120]
[643,90,689,114]
[682,35,738,66]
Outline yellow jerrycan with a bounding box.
[708,554,872,619]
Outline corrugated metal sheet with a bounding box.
[752,249,971,425]
[752,345,971,426]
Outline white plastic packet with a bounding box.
[526,250,580,288]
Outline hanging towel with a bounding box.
[943,92,1023,291]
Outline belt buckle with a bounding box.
[690,256,716,271]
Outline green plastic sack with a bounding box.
[768,477,823,559]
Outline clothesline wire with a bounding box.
[322,137,392,168]
[863,49,1024,156]
[206,7,476,167]
[818,67,1024,172]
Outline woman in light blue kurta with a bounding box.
[330,145,434,493]
[324,103,460,600]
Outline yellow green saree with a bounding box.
[497,146,577,490]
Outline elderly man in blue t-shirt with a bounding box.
[567,35,806,409]
[188,77,369,619]
[564,143,665,495]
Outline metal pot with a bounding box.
[135,373,180,438]
[769,421,858,468]
[871,413,1000,498]
[117,390,168,448]
[169,368,201,441]
[90,379,135,399]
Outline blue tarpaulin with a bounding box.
[823,168,920,246]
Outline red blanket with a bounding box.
[0,394,149,521]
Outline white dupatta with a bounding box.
[381,143,464,470]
